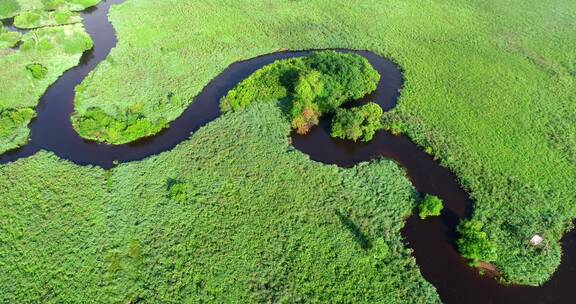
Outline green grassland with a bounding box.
[0,21,21,49]
[0,0,101,19]
[0,103,440,303]
[0,23,93,154]
[73,0,576,285]
[13,9,82,29]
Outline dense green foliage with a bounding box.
[331,102,383,142]
[13,9,81,29]
[0,21,20,49]
[26,62,48,79]
[0,108,36,152]
[0,23,93,154]
[418,195,444,220]
[222,51,380,135]
[0,0,101,19]
[457,220,499,266]
[71,0,576,285]
[71,106,169,144]
[0,104,440,303]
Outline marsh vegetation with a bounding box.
[1,0,576,302]
[0,23,93,154]
[0,104,440,303]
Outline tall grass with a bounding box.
[0,103,440,303]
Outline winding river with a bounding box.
[1,1,576,303]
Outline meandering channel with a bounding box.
[1,1,575,303]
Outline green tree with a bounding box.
[418,195,443,219]
[331,102,383,142]
[457,220,498,266]
[220,51,381,136]
[291,71,323,134]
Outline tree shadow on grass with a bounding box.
[334,209,372,250]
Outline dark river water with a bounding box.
[1,1,575,303]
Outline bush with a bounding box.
[418,195,444,219]
[457,220,498,265]
[331,102,383,142]
[290,71,322,133]
[26,63,48,80]
[167,179,189,203]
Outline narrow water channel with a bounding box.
[1,1,574,303]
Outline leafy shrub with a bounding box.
[290,71,322,133]
[418,195,444,219]
[457,220,498,266]
[26,63,48,80]
[221,51,381,134]
[331,102,383,142]
[167,179,189,203]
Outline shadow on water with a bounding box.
[1,1,575,303]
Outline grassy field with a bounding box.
[0,103,439,303]
[0,23,93,155]
[0,21,21,49]
[13,9,82,29]
[73,0,576,285]
[0,0,101,19]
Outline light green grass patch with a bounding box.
[0,23,93,154]
[13,9,81,29]
[0,21,21,49]
[0,0,101,19]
